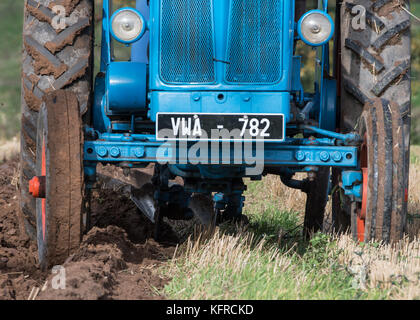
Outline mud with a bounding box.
[49,0,82,15]
[24,37,68,78]
[376,1,402,19]
[23,87,42,112]
[0,158,178,300]
[26,0,54,25]
[45,18,91,54]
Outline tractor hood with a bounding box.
[133,0,295,92]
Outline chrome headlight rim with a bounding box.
[298,10,334,47]
[110,7,146,44]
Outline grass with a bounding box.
[0,136,19,163]
[163,232,389,300]
[0,0,23,141]
[161,147,420,300]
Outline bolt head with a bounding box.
[110,147,121,158]
[332,151,343,162]
[295,151,306,162]
[97,146,108,158]
[134,147,145,158]
[320,151,330,162]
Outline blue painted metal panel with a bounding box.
[319,78,337,132]
[342,170,363,199]
[313,0,337,131]
[148,91,291,122]
[107,62,147,113]
[100,0,112,72]
[291,56,304,103]
[131,0,150,63]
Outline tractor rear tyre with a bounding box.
[19,0,93,240]
[333,0,411,242]
[32,90,84,269]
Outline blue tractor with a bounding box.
[19,0,412,269]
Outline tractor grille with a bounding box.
[226,0,283,84]
[160,0,215,84]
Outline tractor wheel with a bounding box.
[340,0,411,128]
[304,167,330,238]
[355,99,406,242]
[31,90,84,269]
[19,0,93,239]
[333,0,411,242]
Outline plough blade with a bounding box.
[188,194,215,227]
[130,183,156,223]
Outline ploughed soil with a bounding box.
[0,158,179,300]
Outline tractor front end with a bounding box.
[21,0,412,269]
[87,0,360,219]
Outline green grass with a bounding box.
[161,178,389,300]
[411,145,420,164]
[161,170,420,300]
[162,203,388,300]
[411,1,420,143]
[0,0,23,141]
[163,236,387,300]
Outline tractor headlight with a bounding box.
[298,10,334,46]
[111,8,146,44]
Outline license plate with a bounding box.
[156,113,285,141]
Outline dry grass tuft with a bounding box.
[407,146,420,238]
[337,235,420,299]
[264,174,307,213]
[0,136,19,163]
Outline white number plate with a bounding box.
[156,113,285,141]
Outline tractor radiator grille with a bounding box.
[226,0,283,84]
[160,0,215,84]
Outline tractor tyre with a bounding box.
[355,99,406,242]
[19,0,93,240]
[304,167,330,238]
[333,0,411,242]
[340,0,411,128]
[33,90,84,269]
